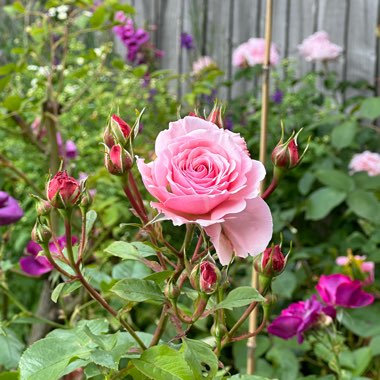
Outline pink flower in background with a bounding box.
[268,295,333,343]
[192,56,216,75]
[298,31,343,62]
[20,236,78,277]
[349,151,380,176]
[316,274,374,309]
[232,38,280,68]
[336,255,375,285]
[137,116,273,265]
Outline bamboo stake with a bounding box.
[247,0,273,374]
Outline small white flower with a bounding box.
[76,57,85,65]
[56,5,69,13]
[57,12,67,20]
[48,8,57,17]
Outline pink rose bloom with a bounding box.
[349,151,380,176]
[336,255,375,285]
[137,116,273,265]
[298,31,342,62]
[192,56,216,75]
[232,38,280,68]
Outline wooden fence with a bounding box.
[125,0,380,99]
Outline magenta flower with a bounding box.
[316,274,374,309]
[20,236,78,277]
[0,191,24,226]
[268,295,332,343]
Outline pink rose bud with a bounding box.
[105,144,133,176]
[31,221,52,244]
[207,101,224,129]
[47,171,81,209]
[110,114,131,144]
[103,125,115,148]
[190,260,221,295]
[255,244,288,278]
[272,125,309,171]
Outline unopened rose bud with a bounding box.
[207,101,224,129]
[32,196,52,216]
[271,124,309,172]
[103,125,115,148]
[164,281,180,300]
[190,261,221,295]
[104,144,133,176]
[211,322,227,339]
[255,244,288,278]
[47,171,81,209]
[80,190,92,211]
[31,221,52,244]
[110,114,131,145]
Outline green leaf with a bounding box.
[132,345,194,380]
[331,121,357,149]
[370,335,380,356]
[341,305,380,337]
[3,95,22,111]
[358,97,380,119]
[112,260,151,280]
[0,328,24,370]
[105,241,155,260]
[0,372,19,380]
[353,172,380,190]
[315,170,355,192]
[229,376,273,380]
[85,210,97,237]
[272,270,297,299]
[215,287,265,310]
[110,278,164,302]
[144,270,173,284]
[352,347,372,375]
[19,338,91,380]
[266,347,299,380]
[305,187,346,220]
[89,5,107,27]
[51,282,65,303]
[347,190,380,224]
[181,339,218,379]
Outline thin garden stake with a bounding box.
[247,0,273,374]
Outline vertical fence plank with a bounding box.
[346,0,378,98]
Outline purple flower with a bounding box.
[271,88,283,104]
[225,116,234,131]
[181,32,194,50]
[316,274,374,308]
[267,295,332,343]
[19,235,78,277]
[65,140,77,159]
[0,191,23,226]
[135,29,150,45]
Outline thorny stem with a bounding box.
[191,233,204,263]
[62,217,147,351]
[229,301,258,338]
[149,305,169,347]
[229,317,266,342]
[78,209,87,263]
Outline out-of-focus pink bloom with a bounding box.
[137,116,273,265]
[20,235,78,277]
[336,255,375,285]
[267,295,334,343]
[232,38,280,68]
[0,191,23,226]
[192,56,217,75]
[316,274,374,309]
[349,151,380,177]
[298,31,342,62]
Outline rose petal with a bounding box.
[20,256,53,276]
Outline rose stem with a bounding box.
[63,213,147,351]
[248,0,273,374]
[149,304,169,347]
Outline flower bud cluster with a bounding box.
[104,115,133,176]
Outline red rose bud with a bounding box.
[47,171,81,209]
[191,261,221,295]
[104,144,133,176]
[271,124,309,171]
[110,114,131,144]
[207,101,224,129]
[261,245,285,276]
